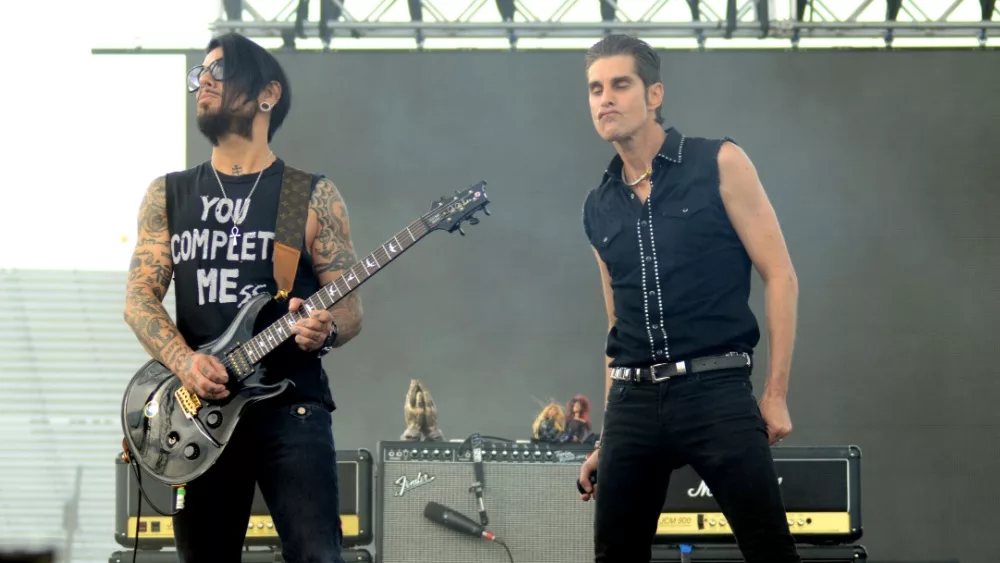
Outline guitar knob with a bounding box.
[205,411,222,428]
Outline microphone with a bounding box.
[469,433,488,526]
[423,501,496,542]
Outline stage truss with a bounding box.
[211,0,1000,46]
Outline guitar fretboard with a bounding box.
[239,216,433,364]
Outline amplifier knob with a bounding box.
[797,519,805,526]
[511,451,519,457]
[433,449,440,456]
[709,519,717,526]
[247,522,253,529]
[257,522,264,529]
[267,522,274,529]
[444,449,452,456]
[422,449,429,456]
[787,519,793,526]
[533,451,541,458]
[501,450,508,457]
[545,451,552,458]
[490,450,497,457]
[719,519,727,527]
[411,449,419,456]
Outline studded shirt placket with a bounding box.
[633,139,684,364]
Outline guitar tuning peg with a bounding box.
[468,217,480,225]
[483,205,491,216]
[458,226,466,236]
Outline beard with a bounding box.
[196,101,256,146]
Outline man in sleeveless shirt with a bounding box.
[575,35,802,563]
[123,33,362,563]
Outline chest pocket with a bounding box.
[590,218,636,275]
[656,200,717,266]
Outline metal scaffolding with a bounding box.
[212,0,1000,44]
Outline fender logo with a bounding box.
[394,471,435,497]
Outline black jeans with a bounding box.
[172,400,345,563]
[594,367,800,563]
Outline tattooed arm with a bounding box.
[307,177,364,346]
[123,177,192,372]
[124,177,230,398]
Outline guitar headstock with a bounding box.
[425,181,491,236]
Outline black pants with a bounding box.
[172,400,345,563]
[594,367,800,563]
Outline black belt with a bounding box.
[610,352,751,383]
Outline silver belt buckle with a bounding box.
[649,360,685,382]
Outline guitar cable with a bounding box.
[123,447,183,563]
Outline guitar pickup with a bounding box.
[227,348,253,377]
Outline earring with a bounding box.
[260,102,273,112]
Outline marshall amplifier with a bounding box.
[114,449,373,549]
[376,439,596,563]
[655,445,862,545]
[650,544,867,562]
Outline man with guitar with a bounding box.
[123,32,361,563]
[575,35,802,563]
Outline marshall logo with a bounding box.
[394,471,435,497]
[687,476,782,498]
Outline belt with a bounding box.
[610,352,751,383]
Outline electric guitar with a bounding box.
[120,182,491,486]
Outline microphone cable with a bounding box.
[496,538,514,563]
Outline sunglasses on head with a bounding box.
[187,59,224,93]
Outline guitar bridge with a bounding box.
[174,387,202,418]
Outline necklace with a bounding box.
[211,151,273,242]
[621,166,652,187]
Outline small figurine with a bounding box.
[401,379,445,441]
[561,394,593,444]
[531,402,565,443]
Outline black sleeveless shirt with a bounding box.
[165,158,335,410]
[582,127,760,368]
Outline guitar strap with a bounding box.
[272,164,316,301]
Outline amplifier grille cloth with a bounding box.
[380,460,594,563]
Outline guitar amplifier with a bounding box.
[376,439,596,563]
[114,448,373,549]
[107,548,372,562]
[650,544,867,562]
[655,445,862,545]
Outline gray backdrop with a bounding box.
[185,49,999,562]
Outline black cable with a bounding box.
[496,538,514,563]
[126,449,182,563]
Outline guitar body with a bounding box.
[119,181,490,487]
[121,292,291,486]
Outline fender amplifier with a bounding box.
[650,544,867,562]
[655,445,862,545]
[114,449,373,549]
[376,440,596,563]
[107,548,372,562]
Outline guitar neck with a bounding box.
[241,216,434,363]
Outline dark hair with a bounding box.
[585,34,663,124]
[206,32,291,142]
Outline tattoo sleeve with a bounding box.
[123,176,193,373]
[310,177,364,346]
